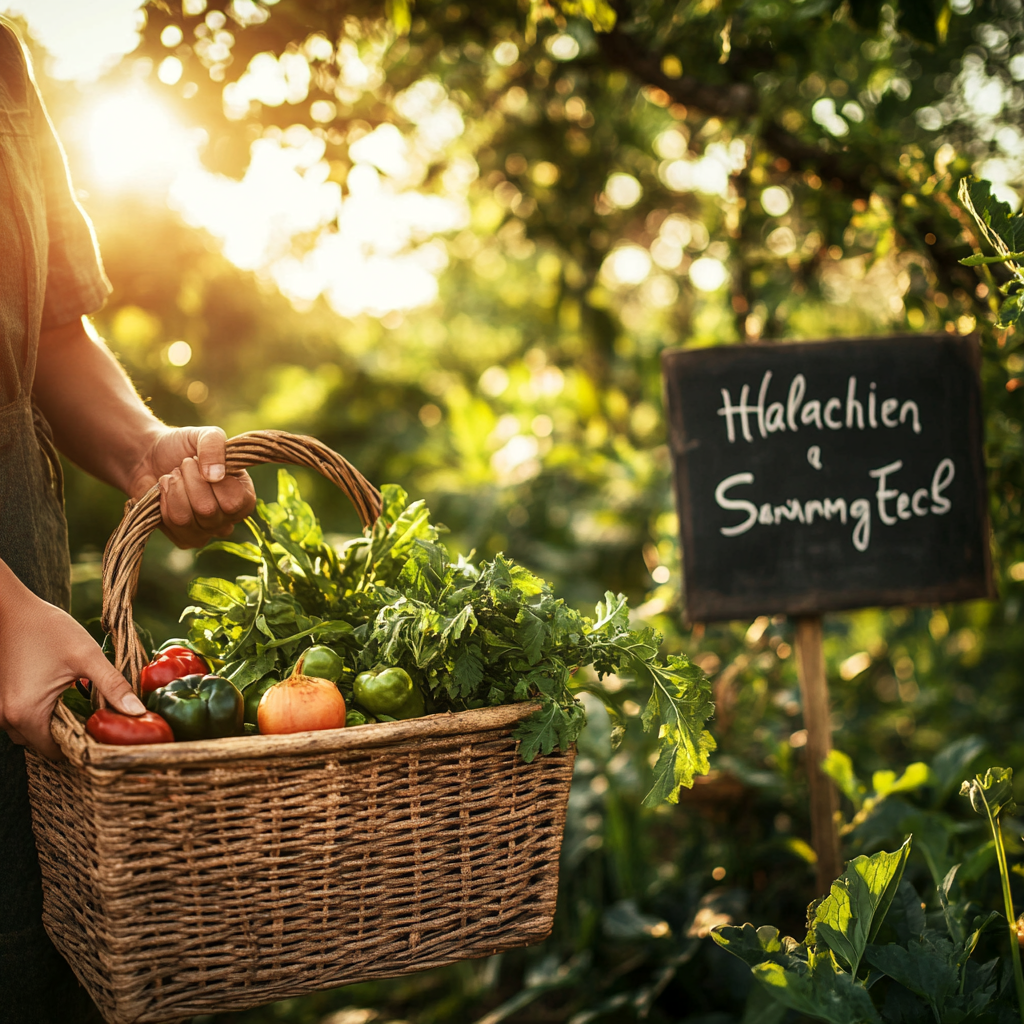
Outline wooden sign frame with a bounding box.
[663,334,995,625]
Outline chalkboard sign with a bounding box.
[663,335,995,622]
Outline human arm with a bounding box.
[0,559,146,759]
[32,317,256,547]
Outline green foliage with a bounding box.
[959,180,1024,329]
[184,469,714,800]
[713,833,1017,1024]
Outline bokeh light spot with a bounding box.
[167,341,192,366]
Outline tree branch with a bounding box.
[598,24,879,198]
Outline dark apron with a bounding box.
[0,24,101,1024]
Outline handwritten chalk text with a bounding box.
[717,371,922,444]
[714,458,955,551]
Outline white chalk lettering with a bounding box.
[756,371,771,439]
[717,384,753,443]
[900,400,922,434]
[715,370,924,442]
[801,400,823,430]
[824,498,848,524]
[787,374,806,431]
[846,376,865,429]
[869,459,903,526]
[931,458,954,514]
[766,402,787,433]
[774,499,805,524]
[824,397,843,429]
[715,473,758,535]
[711,458,953,552]
[851,498,871,551]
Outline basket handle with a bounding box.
[100,430,383,695]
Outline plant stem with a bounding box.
[985,801,1024,1024]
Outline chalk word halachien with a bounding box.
[717,371,921,444]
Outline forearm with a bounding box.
[31,317,166,494]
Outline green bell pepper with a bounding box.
[149,673,245,742]
[243,675,279,727]
[353,667,425,720]
[298,645,345,683]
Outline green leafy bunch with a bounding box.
[183,471,715,806]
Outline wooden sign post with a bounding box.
[795,616,841,893]
[663,335,994,894]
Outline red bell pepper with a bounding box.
[139,645,209,695]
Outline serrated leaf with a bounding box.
[635,654,716,806]
[516,608,548,665]
[452,646,484,696]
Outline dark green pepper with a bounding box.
[353,667,424,720]
[243,676,279,727]
[149,674,244,742]
[298,645,345,683]
[345,708,370,727]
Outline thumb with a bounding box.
[86,654,146,716]
[193,426,228,484]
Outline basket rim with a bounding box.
[51,699,541,770]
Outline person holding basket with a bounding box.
[0,19,256,1023]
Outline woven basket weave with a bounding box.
[25,431,575,1024]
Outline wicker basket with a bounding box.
[25,431,575,1024]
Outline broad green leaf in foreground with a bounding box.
[811,837,912,976]
[751,961,881,1024]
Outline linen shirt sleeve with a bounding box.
[25,44,112,329]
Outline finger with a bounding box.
[160,469,199,536]
[21,724,61,761]
[194,427,227,484]
[211,471,256,520]
[85,652,146,717]
[180,457,222,529]
[10,700,63,760]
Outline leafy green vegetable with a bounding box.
[182,470,715,805]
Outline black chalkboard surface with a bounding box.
[663,335,995,622]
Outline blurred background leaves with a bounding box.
[8,0,1024,1018]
